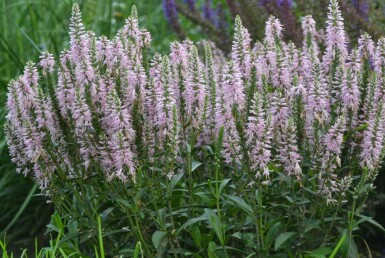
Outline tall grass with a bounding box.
[0,0,173,253]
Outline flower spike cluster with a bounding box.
[5,1,385,207]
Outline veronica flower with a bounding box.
[232,16,251,78]
[39,52,55,76]
[184,46,206,129]
[341,68,360,114]
[170,41,190,110]
[270,91,290,129]
[319,116,346,205]
[265,16,283,47]
[57,50,76,118]
[73,89,96,169]
[119,6,151,52]
[69,4,86,63]
[302,15,319,59]
[102,89,136,180]
[35,87,61,142]
[306,63,330,142]
[284,42,299,75]
[323,0,348,71]
[6,80,31,175]
[362,73,378,123]
[104,131,134,182]
[4,123,29,175]
[246,91,272,180]
[159,56,177,133]
[358,33,374,60]
[215,83,242,165]
[374,38,385,76]
[277,120,302,179]
[360,102,385,171]
[203,43,217,140]
[222,60,245,111]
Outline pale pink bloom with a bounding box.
[39,52,55,76]
[358,33,374,59]
[221,60,245,110]
[323,0,348,71]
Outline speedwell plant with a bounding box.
[5,0,385,256]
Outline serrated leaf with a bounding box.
[274,232,296,250]
[204,209,224,245]
[356,214,385,232]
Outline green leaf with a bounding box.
[116,198,133,209]
[356,214,385,232]
[231,232,242,239]
[274,232,296,250]
[133,241,143,258]
[285,196,294,203]
[218,179,231,196]
[306,246,332,258]
[266,222,281,248]
[204,209,225,246]
[207,241,218,258]
[192,160,203,172]
[152,231,167,250]
[176,215,207,235]
[100,207,114,221]
[224,194,253,215]
[194,192,213,204]
[169,173,184,197]
[190,224,202,249]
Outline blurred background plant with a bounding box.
[162,0,385,53]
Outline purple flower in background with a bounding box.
[163,0,185,39]
[259,0,278,14]
[214,3,228,30]
[203,0,214,22]
[352,0,369,20]
[163,0,178,24]
[277,0,292,8]
[185,0,196,10]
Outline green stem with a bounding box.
[348,199,356,248]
